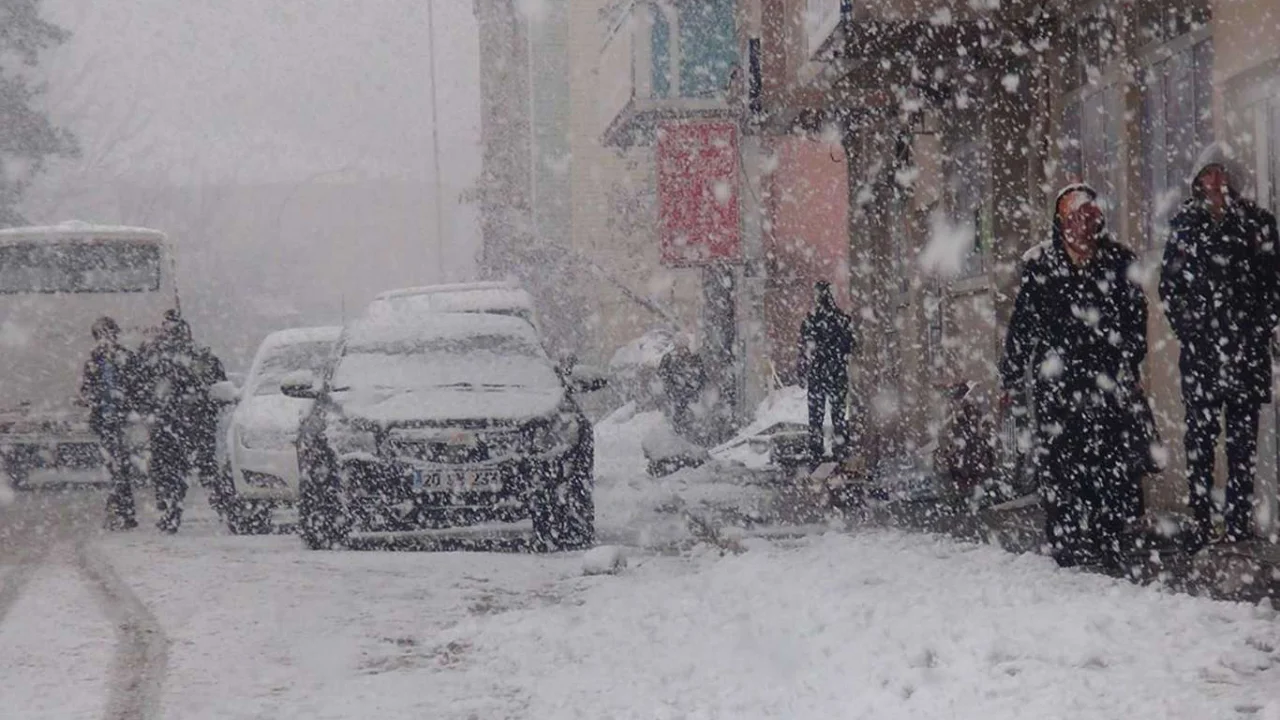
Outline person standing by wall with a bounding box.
[1159,144,1280,547]
[1000,184,1150,569]
[797,281,855,467]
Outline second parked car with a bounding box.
[221,325,341,533]
[287,312,604,551]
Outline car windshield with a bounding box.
[251,341,335,396]
[332,331,557,392]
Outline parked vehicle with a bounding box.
[0,222,178,489]
[287,312,605,551]
[362,280,539,330]
[220,326,342,532]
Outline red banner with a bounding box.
[657,122,741,266]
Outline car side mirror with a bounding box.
[280,370,319,400]
[568,364,608,394]
[209,380,240,405]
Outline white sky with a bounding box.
[37,0,481,185]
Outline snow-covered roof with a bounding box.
[364,286,537,326]
[346,312,541,350]
[259,325,343,351]
[373,279,521,301]
[0,221,168,244]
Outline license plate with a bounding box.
[411,469,500,493]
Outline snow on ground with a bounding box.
[0,557,114,720]
[96,522,1280,719]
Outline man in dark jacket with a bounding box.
[1159,145,1280,546]
[1000,184,1150,568]
[80,317,139,531]
[132,309,231,533]
[798,281,856,465]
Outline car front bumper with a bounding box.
[337,448,575,532]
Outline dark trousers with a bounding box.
[98,425,136,528]
[151,427,190,532]
[1184,397,1260,541]
[807,372,849,463]
[1037,412,1141,567]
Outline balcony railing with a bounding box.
[599,0,739,147]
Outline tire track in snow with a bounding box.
[0,547,48,627]
[74,540,169,720]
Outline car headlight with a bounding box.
[327,427,378,458]
[529,412,579,453]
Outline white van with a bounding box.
[0,222,179,488]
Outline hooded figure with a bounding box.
[132,309,231,533]
[1000,183,1150,568]
[80,316,139,530]
[798,281,856,464]
[1159,143,1280,545]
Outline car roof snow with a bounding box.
[346,312,539,347]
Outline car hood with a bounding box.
[331,385,564,427]
[231,394,314,436]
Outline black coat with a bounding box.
[131,338,226,430]
[1000,232,1148,431]
[1159,196,1280,405]
[798,303,855,382]
[80,342,136,433]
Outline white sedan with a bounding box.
[221,326,340,533]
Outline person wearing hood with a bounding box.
[798,280,856,465]
[80,316,139,531]
[1000,184,1150,568]
[1159,144,1280,546]
[132,309,231,533]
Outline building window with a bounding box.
[646,0,737,101]
[1141,38,1213,246]
[948,138,990,278]
[1061,86,1121,231]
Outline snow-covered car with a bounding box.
[221,326,341,533]
[362,280,539,331]
[287,313,605,551]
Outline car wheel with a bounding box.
[530,440,596,552]
[225,497,274,535]
[558,439,595,550]
[298,461,349,550]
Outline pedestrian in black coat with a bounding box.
[1000,184,1151,568]
[798,281,855,465]
[1159,144,1280,545]
[80,316,138,531]
[132,309,232,533]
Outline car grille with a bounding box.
[386,428,523,465]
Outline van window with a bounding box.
[0,241,162,293]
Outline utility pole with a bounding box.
[426,0,447,282]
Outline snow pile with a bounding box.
[438,531,1280,719]
[581,545,626,576]
[712,386,813,469]
[594,405,768,548]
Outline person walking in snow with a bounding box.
[1000,184,1150,569]
[658,337,705,441]
[798,281,856,466]
[1159,144,1280,547]
[80,316,139,531]
[132,309,232,533]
